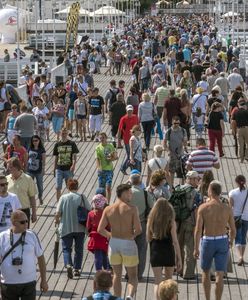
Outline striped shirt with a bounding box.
[186,147,218,176]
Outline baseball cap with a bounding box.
[130,169,141,176]
[126,105,134,111]
[95,187,106,197]
[186,171,199,178]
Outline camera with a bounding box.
[12,257,23,266]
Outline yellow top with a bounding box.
[7,172,37,209]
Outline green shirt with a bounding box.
[95,143,115,171]
[155,86,169,107]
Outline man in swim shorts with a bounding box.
[98,183,142,300]
[194,180,236,300]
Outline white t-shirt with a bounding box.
[229,188,248,221]
[227,73,243,91]
[0,229,43,284]
[0,193,21,233]
[202,35,210,46]
[148,157,168,172]
[192,94,207,114]
[32,106,49,127]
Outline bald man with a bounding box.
[0,210,48,300]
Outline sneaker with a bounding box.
[126,296,133,300]
[39,198,43,206]
[68,133,73,138]
[73,269,80,277]
[66,265,73,279]
[91,134,95,141]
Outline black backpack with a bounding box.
[109,89,119,107]
[169,185,194,223]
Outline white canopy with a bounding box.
[91,6,125,16]
[37,19,66,23]
[223,11,239,17]
[55,6,90,16]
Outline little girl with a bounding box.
[86,194,110,272]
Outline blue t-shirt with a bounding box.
[183,48,191,62]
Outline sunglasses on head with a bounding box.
[18,220,28,225]
[0,182,8,187]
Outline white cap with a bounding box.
[126,105,134,111]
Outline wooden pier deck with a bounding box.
[1,72,248,300]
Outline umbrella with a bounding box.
[53,226,60,269]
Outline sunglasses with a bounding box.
[0,183,8,187]
[173,122,180,124]
[18,220,28,224]
[32,140,39,142]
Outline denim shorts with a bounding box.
[98,170,113,188]
[200,237,229,272]
[235,220,248,246]
[56,169,73,190]
[68,109,75,120]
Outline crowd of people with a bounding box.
[0,11,248,300]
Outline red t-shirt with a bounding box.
[118,114,139,145]
[7,145,27,168]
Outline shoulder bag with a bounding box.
[234,190,248,229]
[77,195,90,226]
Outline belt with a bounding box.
[238,126,248,128]
[202,235,228,240]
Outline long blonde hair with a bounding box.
[147,198,175,242]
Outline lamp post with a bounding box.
[16,0,20,86]
[52,0,57,66]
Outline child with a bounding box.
[86,194,110,272]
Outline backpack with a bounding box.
[109,89,118,107]
[169,185,194,222]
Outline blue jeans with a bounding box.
[142,120,154,149]
[27,172,43,199]
[61,232,85,270]
[121,144,130,172]
[235,220,248,246]
[94,249,109,271]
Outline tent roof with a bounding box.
[55,6,90,16]
[91,6,125,16]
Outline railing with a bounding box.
[16,85,29,103]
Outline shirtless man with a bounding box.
[98,183,142,300]
[194,180,236,300]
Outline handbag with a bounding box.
[234,190,248,229]
[77,195,89,226]
[144,190,151,221]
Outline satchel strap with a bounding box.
[80,194,86,207]
[241,190,248,214]
[0,231,25,265]
[154,158,162,169]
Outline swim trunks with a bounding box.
[109,237,139,267]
